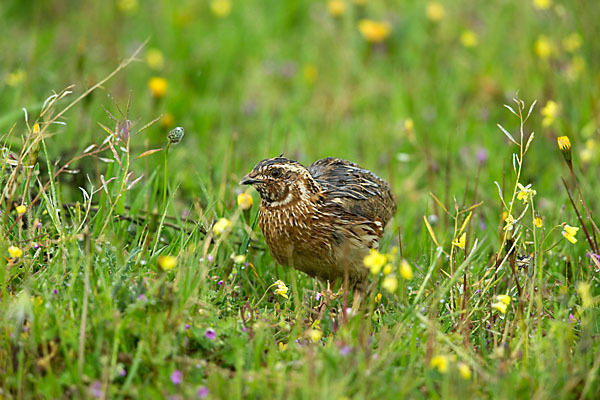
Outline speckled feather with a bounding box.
[241,157,396,287]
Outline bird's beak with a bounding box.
[240,173,262,185]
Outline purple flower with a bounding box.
[185,323,191,330]
[315,292,321,301]
[33,242,40,249]
[476,148,489,165]
[117,119,133,141]
[138,294,147,302]
[89,381,103,398]
[340,345,351,356]
[207,255,214,263]
[569,313,575,323]
[171,370,183,385]
[479,220,486,231]
[197,386,209,398]
[218,280,223,286]
[53,289,58,295]
[119,368,127,377]
[204,328,216,340]
[241,326,247,332]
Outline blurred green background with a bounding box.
[2,0,598,222]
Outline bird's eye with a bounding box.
[270,169,282,178]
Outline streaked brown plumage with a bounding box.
[240,156,396,306]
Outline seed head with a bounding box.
[167,127,185,144]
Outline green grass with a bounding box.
[1,0,600,398]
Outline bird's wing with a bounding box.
[308,157,396,225]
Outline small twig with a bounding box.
[561,177,598,254]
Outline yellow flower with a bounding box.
[561,224,579,244]
[303,64,318,85]
[566,56,585,81]
[382,264,393,275]
[533,0,552,9]
[460,30,478,48]
[210,0,232,17]
[426,2,445,22]
[580,139,596,163]
[358,20,392,43]
[430,355,449,373]
[307,328,323,343]
[453,232,466,249]
[146,48,165,70]
[374,293,382,303]
[160,113,175,129]
[8,246,23,259]
[534,217,543,228]
[557,135,572,164]
[542,100,560,127]
[503,214,515,231]
[118,0,138,14]
[496,294,511,305]
[328,0,346,17]
[535,36,555,60]
[237,192,253,210]
[5,69,26,87]
[33,123,41,134]
[363,249,386,274]
[516,183,537,204]
[562,33,582,53]
[213,218,232,235]
[16,205,27,215]
[278,342,288,351]
[148,77,168,98]
[382,275,398,293]
[557,135,571,150]
[274,280,289,299]
[232,254,246,264]
[158,255,177,271]
[399,260,413,280]
[492,301,507,314]
[403,118,414,132]
[457,362,471,379]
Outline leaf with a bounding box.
[503,104,518,117]
[97,121,115,137]
[83,144,96,153]
[497,124,519,146]
[512,153,520,174]
[137,148,163,159]
[126,174,144,190]
[458,211,472,235]
[524,132,535,153]
[429,192,449,215]
[494,181,508,210]
[423,216,441,248]
[526,99,537,121]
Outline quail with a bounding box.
[240,156,396,308]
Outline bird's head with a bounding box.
[240,157,320,206]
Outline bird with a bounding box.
[240,156,396,309]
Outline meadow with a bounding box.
[1,0,599,398]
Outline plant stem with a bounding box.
[163,142,171,214]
